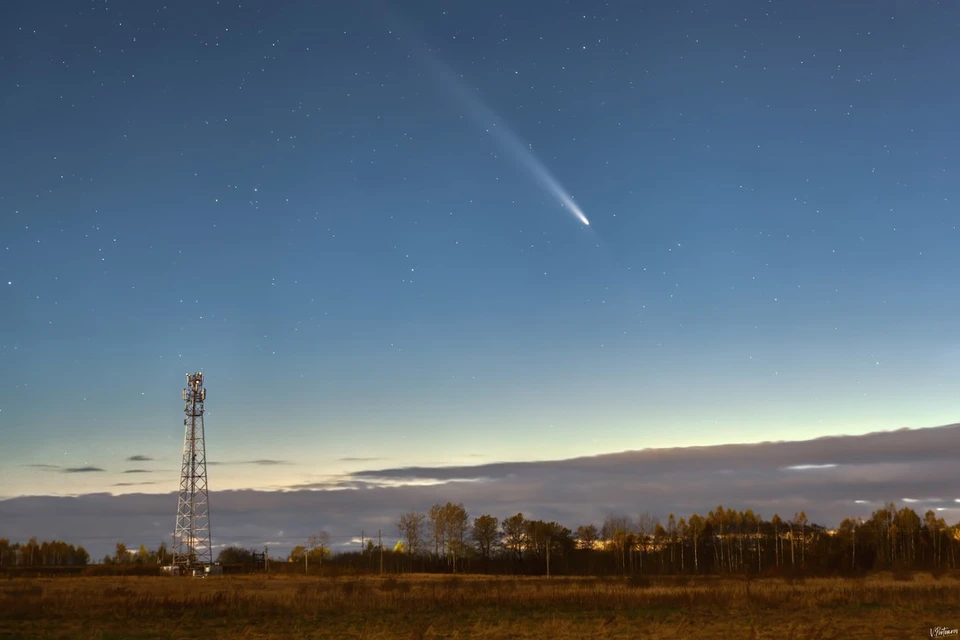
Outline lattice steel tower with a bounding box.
[172,371,212,572]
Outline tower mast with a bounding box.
[172,371,212,573]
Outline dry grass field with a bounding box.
[1,572,959,639]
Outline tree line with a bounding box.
[5,501,960,577]
[382,502,960,576]
[0,538,180,569]
[0,538,89,567]
[102,542,173,566]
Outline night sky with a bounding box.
[2,0,959,500]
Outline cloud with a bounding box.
[112,482,158,487]
[125,455,153,462]
[3,423,959,561]
[338,457,382,462]
[208,459,291,466]
[26,464,107,474]
[122,469,153,474]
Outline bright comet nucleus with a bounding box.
[562,194,590,226]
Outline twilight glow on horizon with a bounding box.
[2,0,960,501]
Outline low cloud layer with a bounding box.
[26,465,106,474]
[126,455,153,462]
[3,424,958,560]
[207,459,291,467]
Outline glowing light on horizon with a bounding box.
[784,463,838,471]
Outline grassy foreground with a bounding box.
[1,572,959,639]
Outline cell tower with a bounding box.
[172,371,212,573]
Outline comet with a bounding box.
[392,15,590,227]
[478,112,592,227]
[451,86,591,227]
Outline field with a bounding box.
[2,572,959,639]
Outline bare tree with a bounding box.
[636,512,657,574]
[575,524,599,551]
[307,531,331,570]
[771,513,782,567]
[789,514,797,567]
[687,513,704,574]
[502,513,527,563]
[472,515,500,569]
[397,511,427,557]
[743,509,759,573]
[667,514,677,572]
[797,511,808,566]
[602,514,633,574]
[443,502,470,572]
[676,517,687,573]
[840,517,857,571]
[428,504,444,559]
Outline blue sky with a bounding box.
[1,0,959,500]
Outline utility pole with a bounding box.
[305,548,308,574]
[379,529,383,575]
